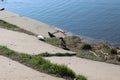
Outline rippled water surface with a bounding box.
[1,0,120,46]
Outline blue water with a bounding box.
[1,0,120,46]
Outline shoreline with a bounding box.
[1,10,119,47]
[67,31,120,47]
[0,10,120,53]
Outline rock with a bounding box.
[116,55,120,61]
[117,50,120,54]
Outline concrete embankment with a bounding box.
[0,28,73,54]
[46,56,120,80]
[0,10,66,37]
[0,56,64,80]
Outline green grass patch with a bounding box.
[0,20,37,36]
[100,44,118,55]
[77,50,105,62]
[0,45,86,80]
[64,36,81,44]
[101,44,111,49]
[76,75,87,80]
[0,20,17,29]
[81,42,92,50]
[39,52,76,57]
[45,38,60,47]
[45,36,81,49]
[110,48,117,55]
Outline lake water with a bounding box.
[1,0,120,46]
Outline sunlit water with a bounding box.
[1,0,120,46]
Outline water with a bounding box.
[1,0,120,46]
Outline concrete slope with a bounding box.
[0,10,66,37]
[0,56,64,80]
[46,56,120,80]
[0,28,73,54]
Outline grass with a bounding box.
[0,20,37,36]
[101,44,111,49]
[77,50,105,62]
[45,37,92,51]
[45,38,60,47]
[0,20,18,29]
[45,37,104,61]
[0,45,86,80]
[45,36,81,49]
[76,75,87,80]
[45,37,120,65]
[100,44,111,53]
[99,44,117,55]
[39,52,76,57]
[81,42,92,50]
[110,48,117,55]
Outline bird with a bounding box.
[59,37,67,49]
[48,32,56,38]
